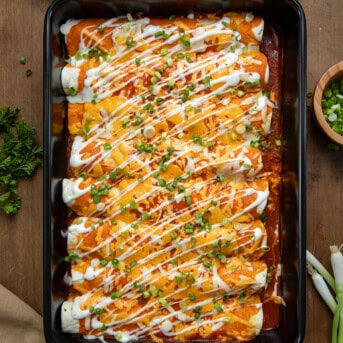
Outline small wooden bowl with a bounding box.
[313,61,343,145]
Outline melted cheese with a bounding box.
[60,12,280,342]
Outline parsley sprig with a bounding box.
[0,107,42,215]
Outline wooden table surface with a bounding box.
[0,0,342,342]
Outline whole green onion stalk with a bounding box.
[307,246,343,343]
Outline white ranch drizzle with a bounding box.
[61,12,276,341]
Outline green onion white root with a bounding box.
[307,246,343,343]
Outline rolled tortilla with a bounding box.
[67,218,268,265]
[61,293,263,342]
[62,175,269,220]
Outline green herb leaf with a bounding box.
[0,108,42,215]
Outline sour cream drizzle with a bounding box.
[60,12,276,342]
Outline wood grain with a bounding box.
[0,0,50,314]
[0,0,342,342]
[302,0,343,342]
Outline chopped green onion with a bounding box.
[110,290,123,299]
[75,51,82,60]
[115,333,123,340]
[154,30,170,39]
[171,258,178,265]
[79,171,87,178]
[192,134,203,145]
[160,48,169,56]
[194,312,201,320]
[103,143,112,151]
[101,259,108,267]
[68,87,77,95]
[238,292,247,304]
[141,211,150,220]
[184,223,194,234]
[185,54,192,63]
[64,252,80,262]
[167,79,175,88]
[321,78,343,136]
[130,260,137,267]
[158,298,169,307]
[174,274,183,284]
[154,70,162,79]
[216,174,225,183]
[170,231,178,239]
[243,81,253,88]
[158,179,166,187]
[185,195,191,206]
[150,285,158,297]
[214,302,224,313]
[160,163,168,171]
[129,199,137,209]
[166,185,174,192]
[181,89,189,102]
[95,308,104,315]
[211,200,218,206]
[187,82,196,91]
[203,261,213,271]
[126,36,137,48]
[180,34,191,48]
[327,143,340,151]
[92,194,101,203]
[150,76,158,85]
[203,76,211,86]
[188,293,196,302]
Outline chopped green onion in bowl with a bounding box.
[322,79,343,135]
[313,61,343,145]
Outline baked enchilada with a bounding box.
[60,12,282,342]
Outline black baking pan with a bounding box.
[43,0,307,342]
